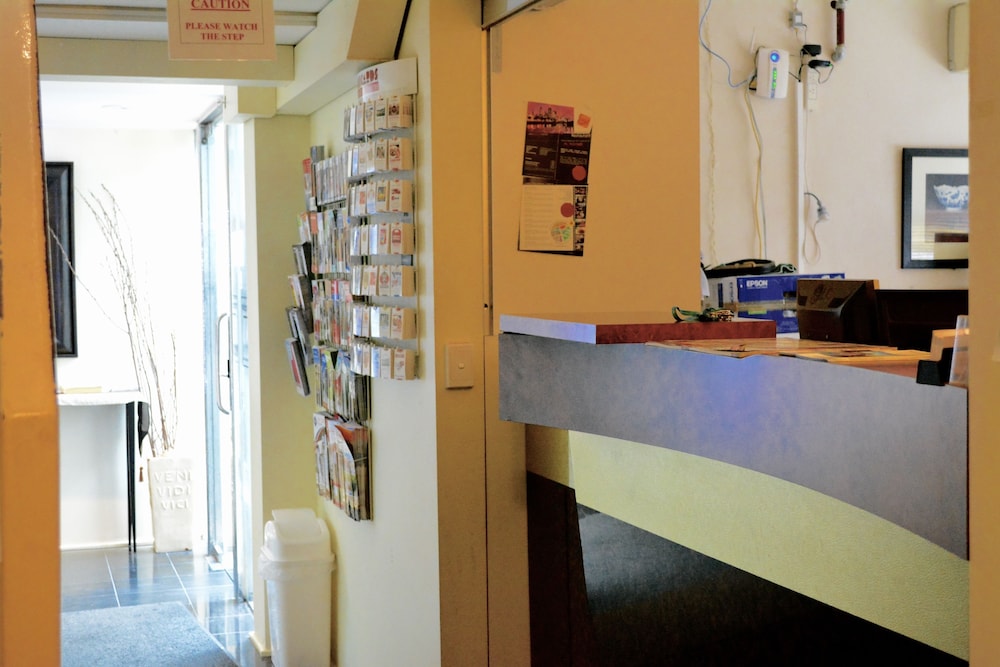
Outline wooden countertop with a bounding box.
[499,312,776,344]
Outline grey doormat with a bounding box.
[62,601,238,667]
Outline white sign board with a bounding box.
[167,0,275,61]
[357,58,418,102]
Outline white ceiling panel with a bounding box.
[33,0,332,10]
[33,1,334,129]
[34,1,332,45]
[40,80,224,130]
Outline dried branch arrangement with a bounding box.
[80,186,178,457]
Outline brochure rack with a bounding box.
[285,58,419,521]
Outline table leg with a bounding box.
[126,401,136,552]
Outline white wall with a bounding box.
[303,2,493,664]
[43,125,207,550]
[307,87,445,665]
[700,0,968,289]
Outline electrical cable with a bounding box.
[791,2,832,266]
[702,0,783,262]
[699,0,754,88]
[743,85,767,258]
[802,191,828,264]
[393,0,413,60]
[704,22,720,266]
[800,78,824,266]
[791,0,809,64]
[802,212,823,264]
[804,191,829,220]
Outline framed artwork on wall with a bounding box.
[45,161,77,356]
[901,148,969,269]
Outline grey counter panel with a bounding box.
[499,333,968,558]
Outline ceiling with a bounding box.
[35,1,333,130]
[39,80,226,130]
[34,0,333,44]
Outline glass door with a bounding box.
[200,109,253,603]
[226,120,254,605]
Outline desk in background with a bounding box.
[57,390,148,551]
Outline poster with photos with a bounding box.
[519,101,592,255]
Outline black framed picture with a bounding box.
[901,148,969,269]
[45,161,77,356]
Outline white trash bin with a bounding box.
[259,508,335,667]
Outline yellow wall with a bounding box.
[969,3,1000,664]
[308,86,449,666]
[0,1,61,663]
[302,1,703,664]
[304,2,491,664]
[241,115,321,649]
[486,0,701,661]
[488,0,702,321]
[425,2,493,664]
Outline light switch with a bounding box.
[445,342,474,389]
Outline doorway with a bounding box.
[201,107,255,604]
[42,81,252,596]
[43,79,259,661]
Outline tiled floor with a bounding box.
[61,546,270,667]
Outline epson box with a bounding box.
[707,272,846,334]
[708,273,846,308]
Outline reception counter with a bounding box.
[497,314,968,663]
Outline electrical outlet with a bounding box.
[445,343,474,389]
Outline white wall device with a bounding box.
[948,3,969,72]
[755,47,789,99]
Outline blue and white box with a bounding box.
[708,272,845,309]
[708,272,846,334]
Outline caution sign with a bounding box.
[166,0,276,61]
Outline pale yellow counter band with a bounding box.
[527,426,969,660]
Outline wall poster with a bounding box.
[518,101,592,255]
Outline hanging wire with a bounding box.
[800,64,820,266]
[743,86,767,258]
[701,0,778,260]
[802,213,823,264]
[703,8,721,265]
[699,0,754,89]
[801,191,829,264]
[792,7,809,85]
[791,0,808,43]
